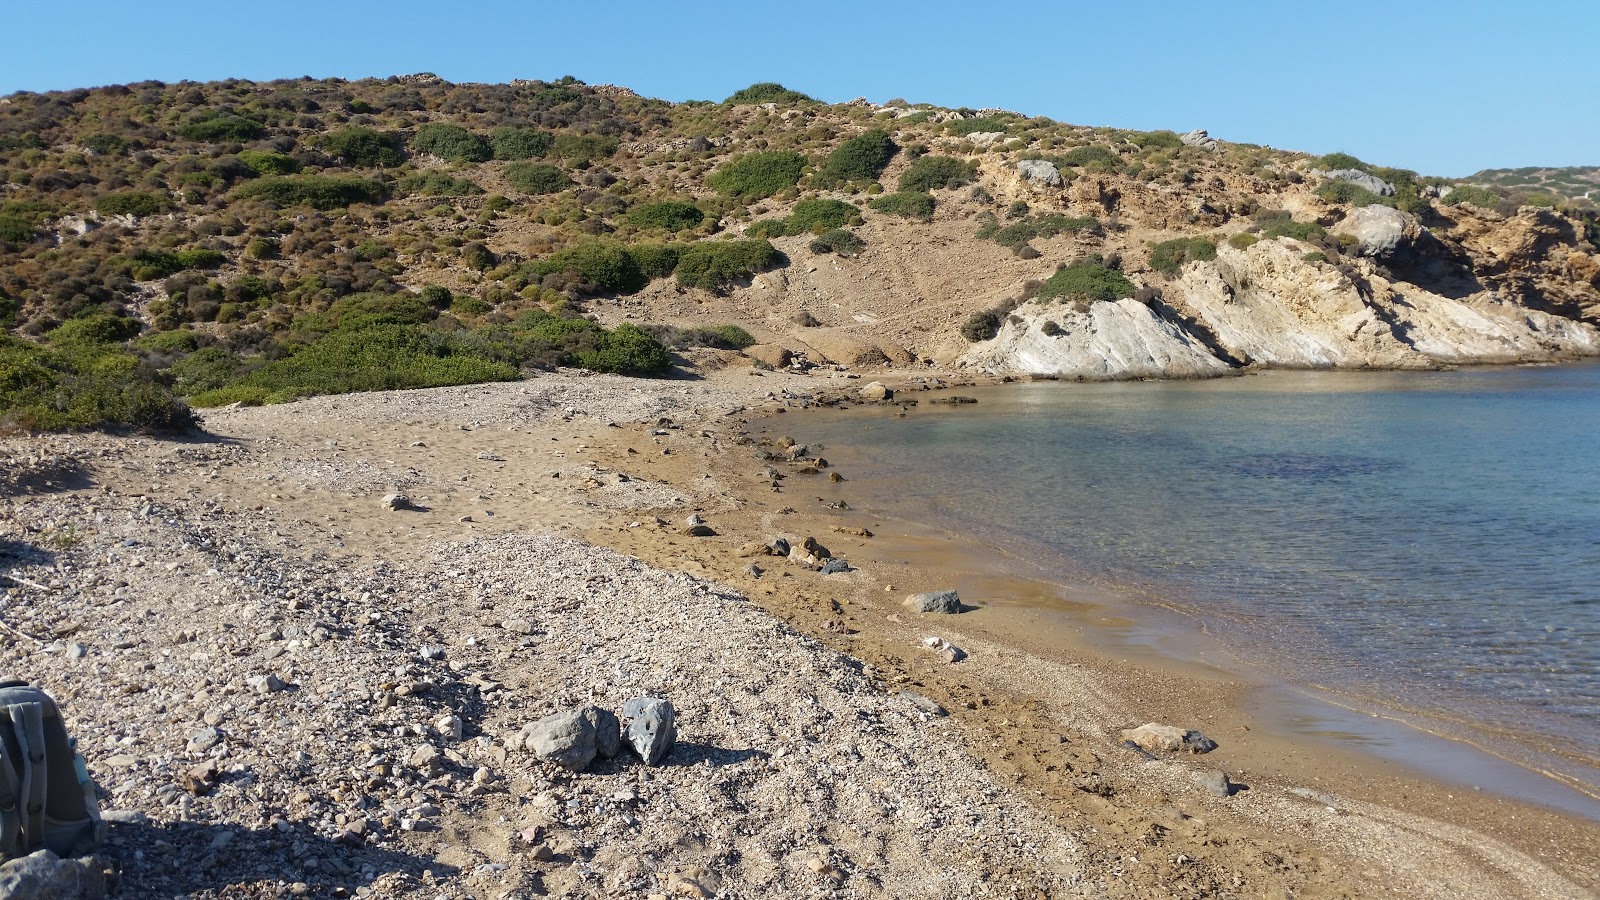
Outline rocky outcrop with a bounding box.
[959,297,1234,379]
[961,238,1600,378]
[1015,159,1063,188]
[1320,168,1395,196]
[1180,129,1220,151]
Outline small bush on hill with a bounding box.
[176,248,226,270]
[524,242,646,295]
[491,127,555,160]
[961,309,1002,342]
[898,155,977,192]
[1315,180,1384,207]
[504,162,572,195]
[726,83,813,104]
[81,133,127,156]
[0,216,38,244]
[630,243,684,279]
[551,133,619,162]
[813,129,896,187]
[1257,217,1324,241]
[809,228,865,257]
[179,113,265,142]
[1036,258,1135,302]
[787,198,858,233]
[399,172,483,197]
[708,151,807,200]
[319,128,405,168]
[1149,237,1218,275]
[946,117,1008,136]
[1053,146,1122,170]
[978,213,1098,254]
[1129,131,1183,150]
[1316,152,1368,172]
[96,191,165,217]
[1228,232,1260,250]
[412,123,492,162]
[626,201,705,231]
[238,150,301,175]
[575,323,673,376]
[647,323,756,351]
[674,239,782,292]
[1443,185,1500,209]
[235,175,389,209]
[869,191,935,222]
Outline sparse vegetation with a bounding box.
[674,239,782,292]
[808,229,865,257]
[412,123,492,163]
[1036,258,1135,303]
[1149,237,1218,275]
[708,151,807,200]
[869,191,936,222]
[235,176,389,209]
[813,129,896,187]
[726,83,813,105]
[899,155,977,192]
[504,162,572,195]
[626,201,705,231]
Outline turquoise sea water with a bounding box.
[798,364,1600,763]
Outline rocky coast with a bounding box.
[3,366,1599,899]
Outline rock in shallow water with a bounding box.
[622,696,677,765]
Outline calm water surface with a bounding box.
[800,364,1600,758]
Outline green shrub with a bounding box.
[168,346,242,394]
[491,127,554,160]
[526,241,646,294]
[674,239,782,292]
[504,162,572,195]
[708,151,807,200]
[1258,218,1324,241]
[898,155,977,192]
[1036,259,1135,302]
[451,295,493,315]
[551,133,619,162]
[398,172,484,197]
[1315,180,1384,207]
[946,117,1008,136]
[1303,251,1328,264]
[135,329,201,353]
[1443,185,1499,209]
[126,249,185,281]
[627,201,705,231]
[246,237,279,259]
[809,228,865,257]
[646,323,756,351]
[1149,237,1217,275]
[961,309,1002,342]
[1315,152,1368,172]
[420,285,453,308]
[319,128,405,168]
[574,324,672,376]
[869,191,935,222]
[725,83,813,104]
[45,313,141,348]
[176,248,227,269]
[630,243,684,279]
[787,198,858,233]
[179,113,265,142]
[1053,146,1122,170]
[980,213,1098,253]
[1228,232,1260,250]
[461,242,496,271]
[0,216,37,244]
[814,129,895,186]
[189,322,519,406]
[412,123,491,162]
[1129,130,1183,150]
[0,335,195,432]
[81,133,127,156]
[235,175,389,209]
[96,191,166,217]
[238,150,301,175]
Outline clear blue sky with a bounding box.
[2,0,1592,178]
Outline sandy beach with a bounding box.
[4,364,1598,898]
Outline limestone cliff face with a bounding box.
[958,298,1232,379]
[960,238,1600,379]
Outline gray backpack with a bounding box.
[0,680,102,861]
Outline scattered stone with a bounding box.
[434,713,464,741]
[922,636,967,663]
[819,559,851,575]
[1016,159,1063,187]
[502,617,536,634]
[583,705,622,759]
[380,493,412,511]
[186,726,222,754]
[900,692,948,718]
[905,590,962,614]
[246,673,285,694]
[622,697,677,765]
[0,849,107,900]
[1197,769,1233,797]
[518,706,603,771]
[859,381,894,401]
[179,759,222,796]
[682,524,718,537]
[64,642,88,660]
[1119,723,1217,754]
[801,536,830,560]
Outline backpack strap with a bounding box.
[9,702,47,854]
[0,721,21,860]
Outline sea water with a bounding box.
[799,364,1600,765]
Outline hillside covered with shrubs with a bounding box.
[3,73,1598,431]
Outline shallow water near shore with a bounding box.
[796,363,1600,809]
